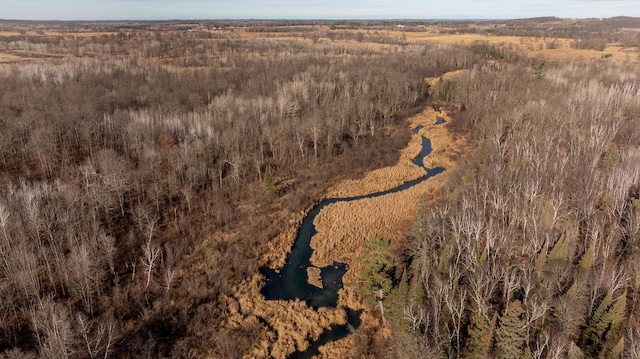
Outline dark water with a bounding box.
[260,125,445,358]
[436,117,446,125]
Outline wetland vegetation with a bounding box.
[0,17,639,358]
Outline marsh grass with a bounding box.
[307,98,472,352]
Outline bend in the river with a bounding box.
[260,121,446,358]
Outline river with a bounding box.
[260,124,445,358]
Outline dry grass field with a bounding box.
[395,31,634,60]
[3,23,637,65]
[0,52,24,62]
[235,25,639,63]
[404,32,636,61]
[313,311,389,358]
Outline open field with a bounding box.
[233,21,640,63]
[239,28,639,62]
[2,19,639,64]
[392,31,638,61]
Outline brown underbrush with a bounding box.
[256,205,308,269]
[179,269,346,359]
[228,274,347,359]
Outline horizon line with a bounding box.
[1,15,634,22]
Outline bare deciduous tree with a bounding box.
[30,298,74,359]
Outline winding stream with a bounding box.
[260,124,445,358]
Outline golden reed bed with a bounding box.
[311,102,471,305]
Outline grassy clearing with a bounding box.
[0,52,24,62]
[385,30,638,62]
[399,31,526,46]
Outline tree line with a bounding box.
[442,17,640,51]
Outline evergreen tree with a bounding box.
[357,238,395,323]
[262,165,275,199]
[567,342,585,359]
[495,300,526,359]
[534,241,548,272]
[463,312,495,359]
[580,292,627,358]
[606,337,625,359]
[386,269,409,331]
[579,245,595,271]
[542,199,555,230]
[548,233,569,262]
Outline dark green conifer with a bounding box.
[262,165,275,199]
[495,300,526,359]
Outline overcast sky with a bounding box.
[1,0,639,21]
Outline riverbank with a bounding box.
[307,100,472,357]
[311,104,470,290]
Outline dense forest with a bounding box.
[0,18,639,358]
[387,53,640,357]
[0,21,504,358]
